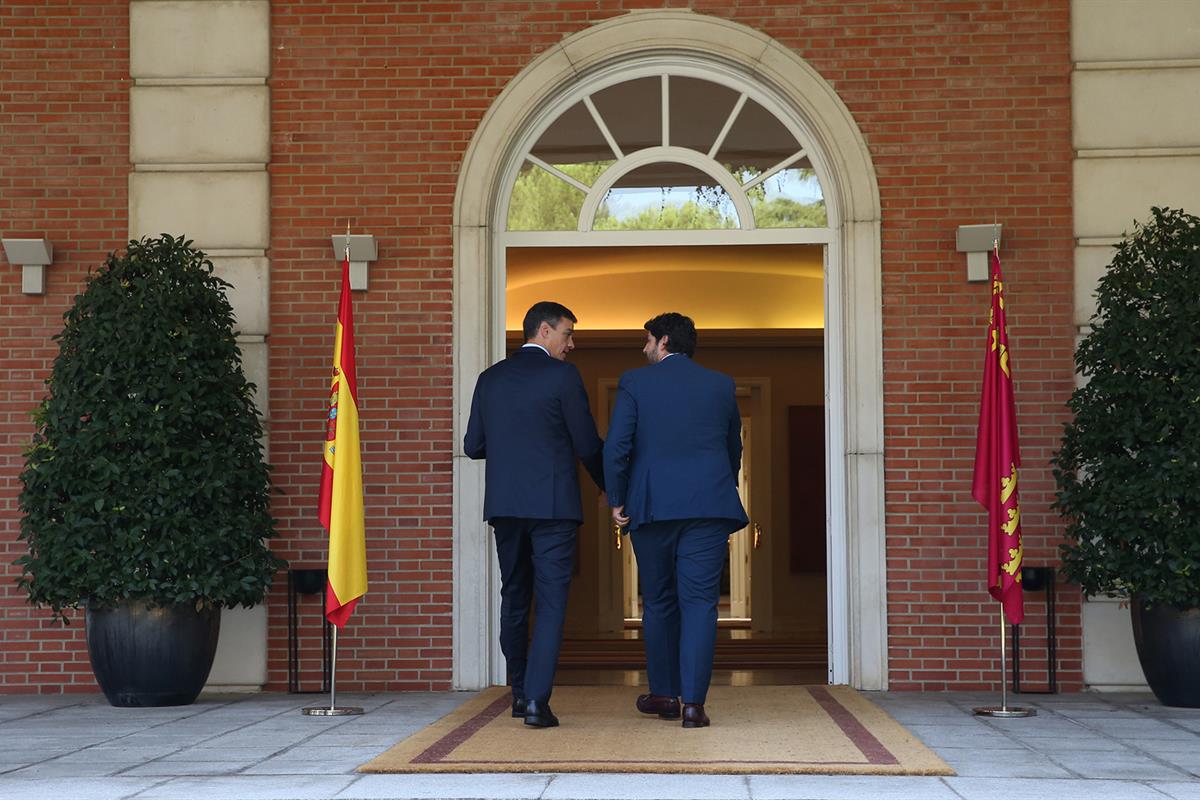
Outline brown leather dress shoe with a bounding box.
[636,693,681,719]
[681,703,710,728]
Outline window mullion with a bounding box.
[525,154,591,193]
[742,149,807,191]
[583,95,624,160]
[707,93,748,160]
[661,74,670,147]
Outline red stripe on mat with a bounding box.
[412,693,512,763]
[807,686,899,765]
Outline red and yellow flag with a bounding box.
[971,250,1024,626]
[317,252,367,627]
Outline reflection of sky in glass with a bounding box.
[734,167,822,203]
[761,168,822,203]
[604,185,738,223]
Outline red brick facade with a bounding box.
[0,0,131,691]
[0,0,1079,693]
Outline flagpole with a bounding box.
[973,606,1035,718]
[973,237,1034,718]
[303,625,363,715]
[304,220,364,717]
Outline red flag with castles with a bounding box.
[971,250,1025,626]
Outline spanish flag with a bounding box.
[317,251,367,627]
[971,250,1024,626]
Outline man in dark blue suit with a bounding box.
[604,312,747,729]
[464,301,604,728]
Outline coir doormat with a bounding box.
[359,685,953,775]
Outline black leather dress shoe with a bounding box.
[681,703,710,728]
[523,699,559,728]
[636,693,681,719]
[512,698,528,718]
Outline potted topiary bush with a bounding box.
[16,234,285,707]
[1053,206,1200,707]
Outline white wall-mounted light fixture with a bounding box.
[2,237,54,295]
[955,224,1002,283]
[330,234,377,291]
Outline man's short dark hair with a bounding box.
[644,312,697,357]
[523,301,576,341]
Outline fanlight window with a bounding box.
[506,74,827,233]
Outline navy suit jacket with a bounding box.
[464,346,604,523]
[603,354,748,531]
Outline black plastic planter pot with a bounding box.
[85,599,221,707]
[1131,599,1200,708]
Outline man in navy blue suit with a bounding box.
[604,312,747,729]
[464,301,604,728]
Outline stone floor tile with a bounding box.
[160,746,287,761]
[748,774,960,800]
[0,777,163,800]
[1078,718,1188,738]
[1008,734,1129,751]
[1043,751,1193,781]
[241,757,370,775]
[1152,782,1200,799]
[336,773,552,799]
[938,748,1073,779]
[132,775,358,799]
[901,723,1013,748]
[4,761,143,778]
[544,773,751,799]
[120,760,258,776]
[945,776,1171,800]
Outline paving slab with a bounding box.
[132,775,359,799]
[1048,751,1195,781]
[1153,782,1200,799]
[944,776,1173,800]
[543,773,751,799]
[938,748,1074,779]
[336,773,552,799]
[748,774,960,800]
[0,777,164,800]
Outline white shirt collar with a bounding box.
[522,343,550,356]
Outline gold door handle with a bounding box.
[613,521,623,551]
[753,522,763,549]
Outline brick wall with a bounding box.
[266,0,1078,692]
[0,0,130,691]
[0,0,1078,693]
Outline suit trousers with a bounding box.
[490,517,577,704]
[630,518,735,705]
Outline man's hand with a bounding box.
[611,505,630,529]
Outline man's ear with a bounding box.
[537,321,551,339]
[659,334,670,352]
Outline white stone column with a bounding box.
[130,0,273,690]
[1071,0,1200,691]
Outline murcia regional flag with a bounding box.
[317,252,367,627]
[971,250,1025,626]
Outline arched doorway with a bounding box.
[452,10,885,690]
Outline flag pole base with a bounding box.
[302,706,363,716]
[973,705,1036,718]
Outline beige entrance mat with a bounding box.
[358,685,954,775]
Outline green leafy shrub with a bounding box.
[1053,207,1200,608]
[17,235,285,622]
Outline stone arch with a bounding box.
[452,9,886,689]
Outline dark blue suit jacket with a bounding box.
[464,346,604,523]
[603,354,748,531]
